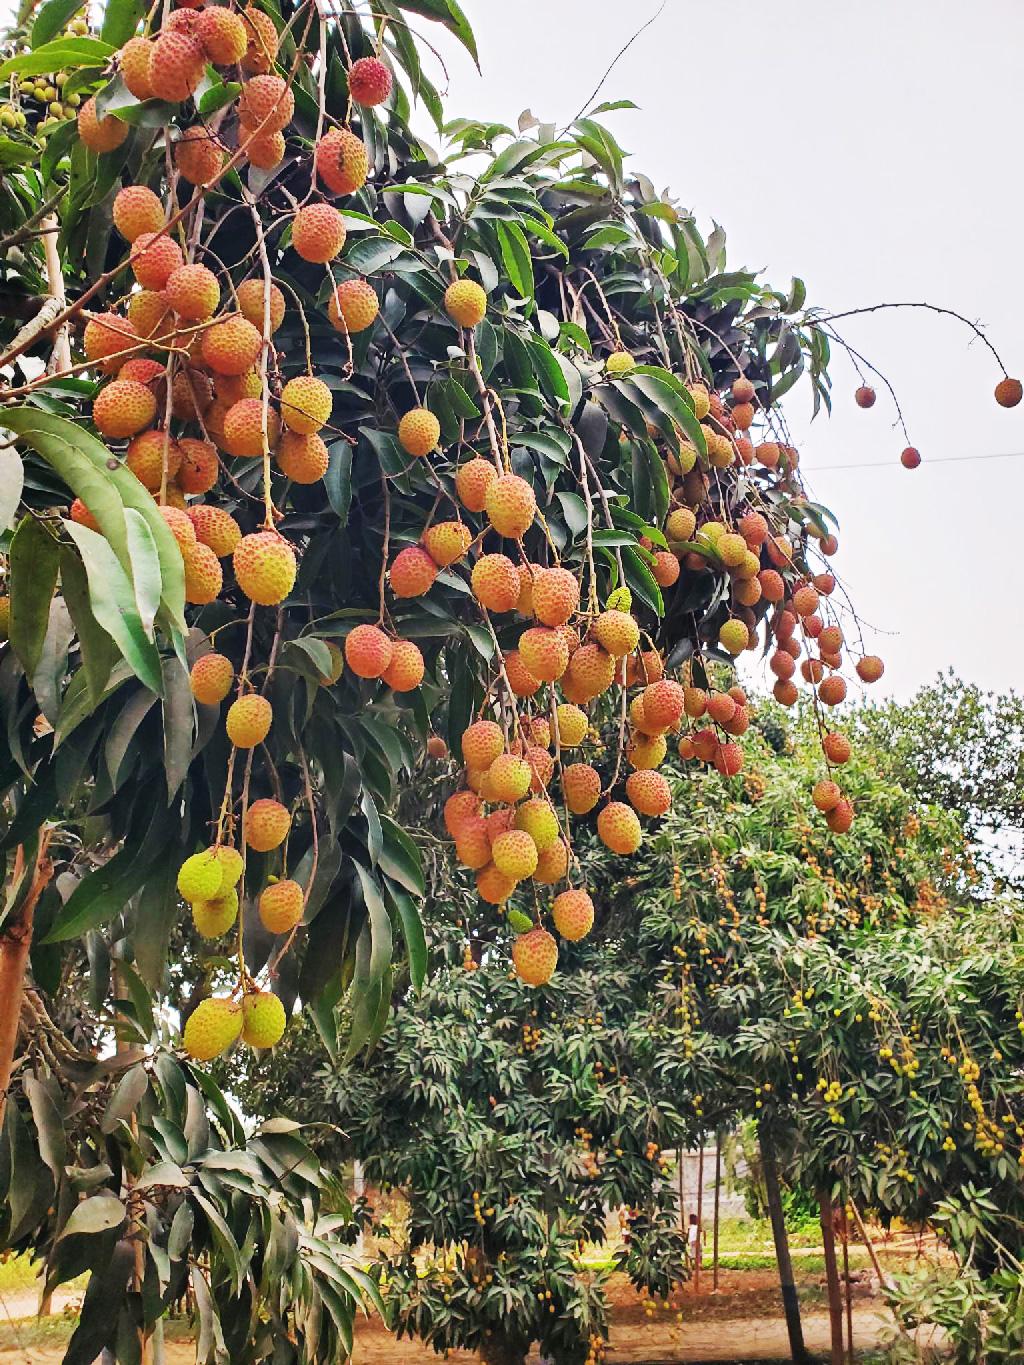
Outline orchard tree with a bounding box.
[0,0,1019,1357]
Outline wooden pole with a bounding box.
[817,1188,844,1365]
[712,1131,722,1293]
[0,837,52,1128]
[759,1120,810,1364]
[677,1146,685,1229]
[694,1143,704,1294]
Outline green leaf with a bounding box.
[507,908,533,933]
[324,441,353,521]
[382,883,426,992]
[9,516,60,678]
[496,220,534,303]
[621,546,664,616]
[2,409,185,632]
[396,0,478,64]
[0,36,114,76]
[42,801,172,942]
[0,446,24,531]
[123,508,161,640]
[63,521,164,695]
[100,0,144,46]
[56,1192,126,1241]
[353,861,393,985]
[60,543,117,701]
[378,814,425,896]
[161,655,194,800]
[32,0,86,49]
[199,78,240,116]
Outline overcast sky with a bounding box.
[422,0,1023,702]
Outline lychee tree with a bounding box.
[0,0,1019,1355]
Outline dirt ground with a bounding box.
[0,1269,940,1364]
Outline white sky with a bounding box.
[424,0,1024,701]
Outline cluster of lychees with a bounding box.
[66,6,402,1060]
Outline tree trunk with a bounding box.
[694,1143,704,1293]
[0,837,52,1127]
[480,1335,528,1365]
[712,1131,722,1292]
[759,1120,810,1365]
[818,1187,845,1365]
[840,1201,854,1363]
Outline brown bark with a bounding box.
[758,1120,810,1364]
[818,1188,845,1365]
[0,836,53,1127]
[840,1201,854,1362]
[712,1132,722,1292]
[694,1143,704,1294]
[480,1336,528,1365]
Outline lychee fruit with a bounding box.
[119,36,155,100]
[258,878,304,933]
[239,74,293,131]
[441,279,487,330]
[93,380,158,439]
[236,279,285,335]
[650,550,680,588]
[278,375,331,435]
[562,762,601,815]
[553,703,588,748]
[192,890,239,939]
[531,567,579,626]
[113,186,165,243]
[819,675,847,706]
[83,312,136,375]
[226,693,272,748]
[822,732,851,765]
[825,798,854,833]
[348,54,392,105]
[714,741,744,777]
[316,127,369,197]
[471,553,520,612]
[455,818,491,870]
[626,769,672,817]
[147,28,205,101]
[854,385,876,408]
[291,202,346,263]
[487,753,532,803]
[491,829,539,881]
[518,627,569,682]
[426,735,447,759]
[476,864,517,905]
[792,585,819,617]
[552,889,594,942]
[196,5,247,63]
[190,652,234,705]
[534,838,569,885]
[202,316,263,376]
[718,619,748,655]
[812,779,842,813]
[125,429,181,491]
[444,789,481,837]
[183,996,242,1060]
[339,623,392,679]
[455,456,497,512]
[241,6,278,72]
[900,446,921,470]
[188,505,241,557]
[627,733,667,771]
[856,655,884,683]
[462,720,504,770]
[665,507,697,541]
[164,264,220,322]
[381,639,424,691]
[995,377,1023,408]
[486,473,536,539]
[597,802,642,855]
[78,96,129,153]
[605,349,635,376]
[398,407,440,458]
[177,849,223,902]
[329,278,378,333]
[732,376,755,402]
[277,431,329,484]
[422,521,473,568]
[503,651,541,698]
[592,609,639,658]
[643,679,684,729]
[565,643,616,700]
[183,542,223,605]
[512,928,557,986]
[233,531,296,606]
[174,124,226,185]
[514,798,559,852]
[177,438,219,494]
[241,991,286,1048]
[244,797,290,851]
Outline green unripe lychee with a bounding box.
[241,991,286,1048]
[214,845,244,893]
[183,997,242,1060]
[191,889,239,938]
[177,850,223,903]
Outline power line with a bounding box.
[810,450,1024,473]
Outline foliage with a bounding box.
[1,1026,377,1364]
